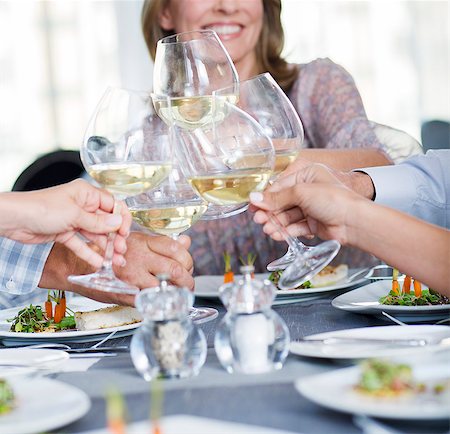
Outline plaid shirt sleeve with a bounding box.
[0,237,53,295]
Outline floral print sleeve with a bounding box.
[289,58,384,150]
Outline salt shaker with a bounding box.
[214,265,290,374]
[130,275,207,380]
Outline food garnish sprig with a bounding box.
[223,252,234,283]
[239,253,257,278]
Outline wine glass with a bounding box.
[68,87,172,294]
[127,161,218,323]
[172,101,275,208]
[215,73,340,279]
[126,164,207,241]
[152,29,245,220]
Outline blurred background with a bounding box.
[0,0,448,191]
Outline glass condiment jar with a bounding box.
[130,275,207,380]
[214,265,290,374]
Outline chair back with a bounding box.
[12,149,83,191]
[370,121,423,163]
[421,120,450,152]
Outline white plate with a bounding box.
[0,298,218,347]
[0,377,90,434]
[0,298,140,346]
[195,271,367,303]
[332,281,450,322]
[0,348,69,368]
[290,325,450,360]
[295,362,450,420]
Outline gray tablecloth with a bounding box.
[44,292,449,434]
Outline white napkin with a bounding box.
[57,356,101,372]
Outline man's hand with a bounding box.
[39,232,194,306]
[114,232,194,291]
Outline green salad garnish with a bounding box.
[379,289,449,306]
[7,304,76,333]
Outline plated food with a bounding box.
[295,359,450,420]
[74,306,141,331]
[332,280,450,323]
[379,270,449,307]
[8,302,141,334]
[269,264,348,290]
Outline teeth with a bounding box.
[206,25,241,35]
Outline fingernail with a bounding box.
[249,192,263,203]
[120,257,127,267]
[106,214,122,227]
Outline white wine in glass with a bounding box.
[68,87,172,294]
[172,100,275,209]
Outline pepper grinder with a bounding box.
[214,265,290,374]
[130,275,207,380]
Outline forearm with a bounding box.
[38,243,92,291]
[0,193,30,236]
[299,148,392,171]
[348,201,450,295]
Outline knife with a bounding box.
[65,346,129,353]
[296,337,450,347]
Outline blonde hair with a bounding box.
[141,0,298,92]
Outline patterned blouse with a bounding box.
[188,58,384,276]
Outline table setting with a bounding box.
[1,28,449,434]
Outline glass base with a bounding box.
[201,203,248,220]
[68,271,139,295]
[278,240,341,290]
[267,248,296,271]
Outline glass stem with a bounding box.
[99,201,121,274]
[268,212,307,256]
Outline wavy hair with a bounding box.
[141,0,298,92]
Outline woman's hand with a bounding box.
[250,164,367,245]
[1,179,131,268]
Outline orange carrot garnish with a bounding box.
[402,276,411,294]
[60,291,66,317]
[223,252,234,283]
[413,279,422,297]
[391,268,400,295]
[45,292,53,319]
[54,303,64,324]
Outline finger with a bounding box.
[177,235,192,250]
[148,236,193,271]
[80,231,108,251]
[266,171,299,193]
[63,236,104,269]
[115,200,132,237]
[112,253,127,268]
[76,211,124,235]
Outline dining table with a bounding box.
[16,282,445,434]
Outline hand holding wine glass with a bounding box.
[68,87,172,294]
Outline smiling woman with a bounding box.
[141,0,399,274]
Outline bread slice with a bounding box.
[310,264,348,287]
[74,305,142,331]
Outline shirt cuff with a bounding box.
[357,165,417,214]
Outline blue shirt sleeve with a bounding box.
[361,150,450,229]
[0,237,53,295]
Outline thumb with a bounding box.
[76,211,123,234]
